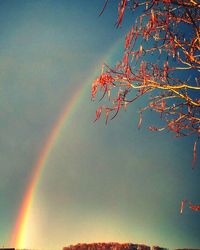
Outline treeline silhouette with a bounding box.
[63,243,166,250]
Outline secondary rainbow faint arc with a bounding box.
[10,37,123,249]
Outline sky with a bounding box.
[0,1,199,250]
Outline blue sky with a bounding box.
[0,1,199,249]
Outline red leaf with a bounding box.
[148,126,159,131]
[123,53,129,65]
[105,107,111,124]
[189,202,200,211]
[192,141,197,169]
[180,199,187,214]
[94,106,102,122]
[116,0,127,27]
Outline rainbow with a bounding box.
[10,37,123,249]
[10,86,83,248]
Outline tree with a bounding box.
[91,0,200,212]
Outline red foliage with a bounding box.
[91,1,200,213]
[180,200,200,213]
[92,0,200,167]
